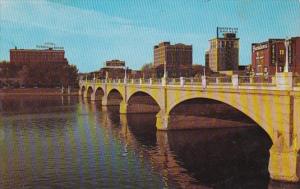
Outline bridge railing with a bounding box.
[239,75,275,86]
[184,77,202,85]
[206,76,232,85]
[151,78,162,84]
[81,74,300,89]
[167,78,180,85]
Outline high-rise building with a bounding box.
[207,33,239,72]
[10,47,68,64]
[251,37,300,75]
[153,42,192,77]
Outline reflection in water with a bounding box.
[0,96,299,189]
[167,129,271,188]
[0,96,168,189]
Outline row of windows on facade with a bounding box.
[12,52,64,57]
[255,50,285,57]
[12,56,64,60]
[210,41,238,48]
[255,65,284,73]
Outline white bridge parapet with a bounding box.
[80,72,300,91]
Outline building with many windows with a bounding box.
[153,42,192,77]
[251,37,300,76]
[10,47,68,64]
[206,33,239,73]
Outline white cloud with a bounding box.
[0,0,163,38]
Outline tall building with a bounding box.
[10,47,68,64]
[207,33,239,72]
[153,42,192,77]
[251,37,300,75]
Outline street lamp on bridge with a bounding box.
[284,37,290,73]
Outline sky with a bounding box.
[0,0,300,72]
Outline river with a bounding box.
[0,96,298,189]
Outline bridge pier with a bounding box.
[90,91,96,101]
[83,90,88,98]
[268,94,300,183]
[156,111,169,130]
[101,95,108,105]
[120,101,127,114]
[269,143,300,182]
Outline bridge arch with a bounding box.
[127,91,161,113]
[94,87,104,101]
[80,85,86,96]
[107,89,123,105]
[168,95,274,142]
[86,86,94,99]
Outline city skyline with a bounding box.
[1,0,300,72]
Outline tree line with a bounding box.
[0,61,78,88]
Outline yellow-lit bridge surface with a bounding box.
[79,73,300,183]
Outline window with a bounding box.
[279,49,285,55]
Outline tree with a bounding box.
[141,62,153,71]
[15,63,78,88]
[141,62,153,78]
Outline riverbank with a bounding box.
[0,88,79,96]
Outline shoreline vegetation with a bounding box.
[0,88,79,96]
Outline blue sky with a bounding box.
[0,0,299,72]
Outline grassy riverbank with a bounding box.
[0,88,79,96]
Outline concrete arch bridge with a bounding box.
[79,73,300,183]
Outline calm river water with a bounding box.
[0,96,299,189]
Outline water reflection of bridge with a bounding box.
[79,73,300,183]
[84,101,299,188]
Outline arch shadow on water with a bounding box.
[126,114,157,148]
[167,97,275,188]
[167,127,272,188]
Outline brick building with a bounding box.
[289,37,300,75]
[153,42,192,77]
[105,59,125,67]
[10,47,68,64]
[251,37,300,76]
[99,59,126,79]
[206,33,239,72]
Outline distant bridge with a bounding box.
[79,73,300,183]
